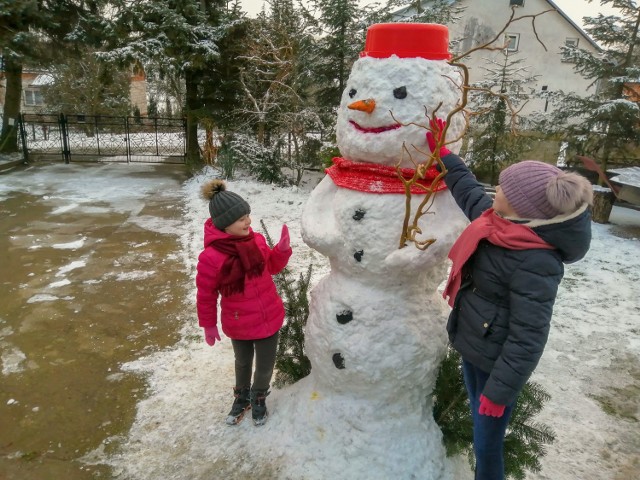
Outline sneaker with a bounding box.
[225,386,251,426]
[250,389,270,426]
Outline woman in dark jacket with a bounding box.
[430,126,593,480]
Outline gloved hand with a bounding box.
[426,117,451,158]
[204,326,221,346]
[479,394,506,418]
[276,224,290,251]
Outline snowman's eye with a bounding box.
[393,86,407,99]
[348,88,357,98]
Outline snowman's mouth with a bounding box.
[350,120,401,134]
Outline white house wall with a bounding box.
[394,0,601,117]
[449,0,600,116]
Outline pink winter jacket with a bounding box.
[195,219,291,340]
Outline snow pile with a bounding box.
[83,168,639,480]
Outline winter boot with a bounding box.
[226,386,251,425]
[250,388,270,426]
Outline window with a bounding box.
[505,33,520,52]
[562,38,579,63]
[565,38,579,48]
[510,0,525,6]
[24,89,44,106]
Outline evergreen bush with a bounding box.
[229,133,286,185]
[260,221,312,388]
[216,134,238,179]
[432,347,556,479]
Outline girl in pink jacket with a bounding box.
[196,179,292,426]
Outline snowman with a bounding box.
[265,24,470,479]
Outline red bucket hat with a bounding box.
[360,23,451,60]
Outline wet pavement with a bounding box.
[0,161,191,479]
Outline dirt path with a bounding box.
[0,162,191,479]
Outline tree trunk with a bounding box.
[184,68,201,165]
[0,56,23,153]
[591,188,615,224]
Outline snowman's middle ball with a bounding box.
[336,55,465,168]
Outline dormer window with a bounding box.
[510,0,525,6]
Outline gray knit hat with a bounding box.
[201,179,250,230]
[499,161,593,219]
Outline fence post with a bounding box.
[18,114,29,164]
[125,116,131,163]
[95,116,101,156]
[59,113,70,164]
[183,117,187,162]
[155,117,159,156]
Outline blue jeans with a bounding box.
[462,360,515,480]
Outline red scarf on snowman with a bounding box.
[326,157,447,194]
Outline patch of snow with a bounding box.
[26,294,60,303]
[56,260,86,276]
[48,279,71,288]
[52,238,86,250]
[113,271,156,281]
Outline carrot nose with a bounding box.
[348,99,376,114]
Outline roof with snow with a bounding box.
[30,74,54,86]
[608,166,640,188]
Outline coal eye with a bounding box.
[393,86,407,99]
[348,88,357,98]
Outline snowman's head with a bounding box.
[336,24,466,168]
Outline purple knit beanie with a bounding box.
[498,161,564,219]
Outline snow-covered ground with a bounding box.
[3,160,637,478]
[78,165,640,479]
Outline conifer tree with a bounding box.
[199,0,252,132]
[466,49,539,184]
[310,0,366,112]
[0,0,109,152]
[372,0,464,25]
[552,0,640,171]
[106,0,228,164]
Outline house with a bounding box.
[0,58,148,117]
[396,0,602,116]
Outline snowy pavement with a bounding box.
[92,168,639,480]
[2,161,638,479]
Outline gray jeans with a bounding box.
[231,332,279,391]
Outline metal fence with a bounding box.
[19,113,186,164]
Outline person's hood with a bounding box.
[528,204,592,264]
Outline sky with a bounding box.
[240,0,619,29]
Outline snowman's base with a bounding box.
[260,375,473,480]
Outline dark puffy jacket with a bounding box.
[441,153,592,405]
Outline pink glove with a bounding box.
[426,117,451,157]
[204,326,221,346]
[479,394,506,418]
[276,224,290,251]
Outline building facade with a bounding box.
[397,0,602,116]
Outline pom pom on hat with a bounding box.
[499,161,593,219]
[201,179,250,230]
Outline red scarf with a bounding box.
[325,157,447,194]
[443,209,554,307]
[211,231,265,296]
